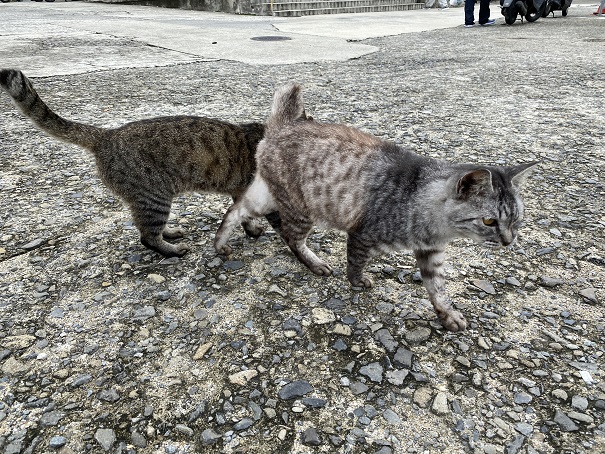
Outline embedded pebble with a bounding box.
[301,427,322,446]
[278,380,313,400]
[359,362,384,383]
[94,428,116,451]
[405,327,431,344]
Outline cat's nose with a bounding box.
[500,231,514,246]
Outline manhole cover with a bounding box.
[250,36,292,42]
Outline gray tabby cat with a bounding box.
[0,69,307,257]
[214,83,537,332]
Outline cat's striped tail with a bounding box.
[266,82,306,133]
[0,69,103,150]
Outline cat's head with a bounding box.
[447,162,538,248]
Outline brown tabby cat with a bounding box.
[214,83,537,332]
[0,69,308,257]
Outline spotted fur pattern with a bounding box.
[214,83,537,332]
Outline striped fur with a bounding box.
[214,83,538,332]
[0,69,305,257]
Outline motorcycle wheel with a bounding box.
[525,4,544,21]
[542,2,551,16]
[503,7,518,24]
[562,7,568,15]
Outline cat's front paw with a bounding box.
[350,274,374,289]
[163,227,186,239]
[215,243,233,256]
[439,310,467,332]
[174,243,191,257]
[310,261,332,277]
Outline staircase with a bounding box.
[91,0,426,16]
[258,0,424,16]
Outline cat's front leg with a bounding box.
[414,249,467,332]
[346,233,375,288]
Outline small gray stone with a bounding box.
[21,238,44,250]
[375,328,398,353]
[4,442,22,454]
[200,428,222,445]
[513,392,532,405]
[539,276,564,288]
[302,398,327,408]
[505,277,522,287]
[233,418,254,431]
[131,431,147,448]
[278,380,313,400]
[405,327,431,344]
[393,348,413,369]
[506,434,525,454]
[95,428,116,451]
[514,422,533,436]
[571,395,589,411]
[579,288,598,303]
[431,392,449,415]
[40,411,64,427]
[49,307,65,318]
[554,410,579,432]
[567,411,594,424]
[49,436,67,449]
[385,369,409,386]
[97,389,120,403]
[282,318,302,335]
[175,424,194,437]
[349,381,369,395]
[301,427,322,446]
[382,409,401,424]
[332,338,347,351]
[359,362,383,383]
[223,260,245,271]
[413,387,433,408]
[133,306,156,320]
[470,279,496,295]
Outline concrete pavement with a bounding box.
[1,2,602,76]
[0,2,472,75]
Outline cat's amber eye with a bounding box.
[482,218,497,226]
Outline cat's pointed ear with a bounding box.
[509,161,539,188]
[456,169,493,199]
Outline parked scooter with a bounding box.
[501,0,547,24]
[542,0,573,16]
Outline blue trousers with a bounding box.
[465,0,491,25]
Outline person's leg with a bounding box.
[478,0,491,24]
[464,0,476,25]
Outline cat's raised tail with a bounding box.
[0,69,102,150]
[266,82,306,133]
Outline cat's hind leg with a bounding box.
[414,249,467,332]
[232,195,264,238]
[279,214,332,277]
[132,200,190,258]
[214,175,276,255]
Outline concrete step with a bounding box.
[260,0,424,16]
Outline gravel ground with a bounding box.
[0,4,604,454]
